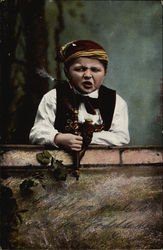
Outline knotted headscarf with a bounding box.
[59,40,109,68]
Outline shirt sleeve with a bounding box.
[91,94,130,146]
[29,89,59,146]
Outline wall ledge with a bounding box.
[0,144,163,170]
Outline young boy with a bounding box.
[29,40,130,151]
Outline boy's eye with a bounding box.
[91,67,100,72]
[73,66,101,72]
[74,67,86,71]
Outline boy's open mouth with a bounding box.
[82,81,93,88]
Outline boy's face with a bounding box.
[68,57,106,94]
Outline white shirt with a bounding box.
[29,88,130,146]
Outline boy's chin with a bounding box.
[78,86,95,94]
[79,89,93,94]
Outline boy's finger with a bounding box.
[75,136,83,141]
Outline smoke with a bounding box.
[36,68,55,81]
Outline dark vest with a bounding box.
[54,81,116,132]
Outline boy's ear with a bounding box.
[64,66,69,79]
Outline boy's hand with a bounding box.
[54,133,83,151]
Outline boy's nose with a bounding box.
[83,70,92,78]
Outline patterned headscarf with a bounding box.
[59,40,109,65]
